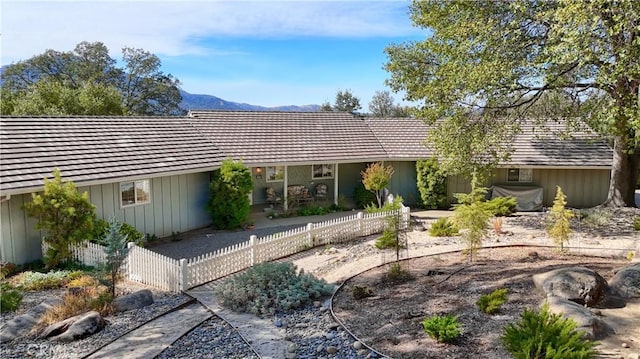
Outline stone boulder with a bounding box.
[40,311,105,342]
[0,298,62,342]
[112,289,154,312]
[608,263,640,299]
[545,296,614,340]
[533,266,608,307]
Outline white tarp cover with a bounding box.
[491,185,543,212]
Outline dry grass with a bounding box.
[38,286,112,328]
[492,217,504,234]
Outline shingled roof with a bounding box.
[365,117,612,168]
[187,111,388,164]
[0,117,225,194]
[1,112,612,196]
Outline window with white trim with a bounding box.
[312,164,334,179]
[507,168,532,183]
[120,180,151,207]
[266,166,285,182]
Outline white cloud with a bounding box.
[1,0,417,64]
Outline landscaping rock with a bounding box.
[533,266,608,307]
[608,263,640,299]
[545,296,614,340]
[112,289,154,312]
[0,298,62,342]
[40,311,105,342]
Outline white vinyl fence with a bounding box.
[48,206,410,292]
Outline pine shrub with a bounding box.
[0,282,23,312]
[502,303,597,359]
[484,196,517,217]
[214,262,334,316]
[429,217,459,237]
[421,313,461,343]
[547,186,574,251]
[477,288,509,314]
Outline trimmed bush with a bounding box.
[214,262,334,316]
[484,196,517,217]
[502,303,597,359]
[421,313,461,343]
[416,158,448,209]
[206,159,253,229]
[353,182,377,209]
[0,282,23,312]
[429,217,459,237]
[477,288,509,314]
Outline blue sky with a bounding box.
[1,1,425,107]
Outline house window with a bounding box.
[507,168,532,183]
[120,180,151,207]
[312,164,334,179]
[266,166,285,182]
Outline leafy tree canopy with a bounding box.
[385,0,640,207]
[368,90,414,117]
[321,89,362,113]
[1,41,183,116]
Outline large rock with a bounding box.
[0,298,62,342]
[533,266,608,307]
[545,296,614,340]
[112,289,154,312]
[608,263,640,299]
[40,311,105,342]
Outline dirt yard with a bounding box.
[331,247,640,359]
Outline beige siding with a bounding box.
[1,172,212,264]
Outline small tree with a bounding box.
[416,158,448,209]
[451,177,491,262]
[22,169,95,268]
[103,218,129,298]
[547,186,574,251]
[361,162,395,208]
[206,159,253,229]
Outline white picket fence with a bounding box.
[49,206,410,292]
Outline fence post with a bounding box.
[357,212,364,235]
[307,223,314,246]
[126,242,135,281]
[180,258,188,292]
[250,235,257,266]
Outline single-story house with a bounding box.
[0,111,612,264]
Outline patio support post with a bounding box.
[283,165,289,211]
[179,258,187,292]
[333,163,339,205]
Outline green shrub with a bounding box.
[483,196,517,217]
[1,262,19,279]
[452,185,492,262]
[92,219,145,247]
[22,169,96,268]
[429,217,459,237]
[385,262,413,283]
[547,186,574,252]
[416,158,448,209]
[214,262,334,316]
[477,288,509,314]
[14,270,83,291]
[365,195,404,214]
[502,303,597,359]
[206,159,253,229]
[296,205,330,217]
[634,217,640,231]
[0,282,23,312]
[421,313,461,343]
[352,285,374,300]
[353,182,377,209]
[579,208,612,228]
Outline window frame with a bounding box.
[506,168,533,183]
[312,164,334,180]
[266,166,285,183]
[120,179,151,208]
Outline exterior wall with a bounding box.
[0,172,212,265]
[337,162,367,199]
[387,161,420,205]
[447,168,610,208]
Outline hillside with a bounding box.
[179,90,320,112]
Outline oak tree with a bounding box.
[385,0,640,207]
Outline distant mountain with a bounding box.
[179,90,320,112]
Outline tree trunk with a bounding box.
[603,136,640,207]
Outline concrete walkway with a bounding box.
[85,302,212,359]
